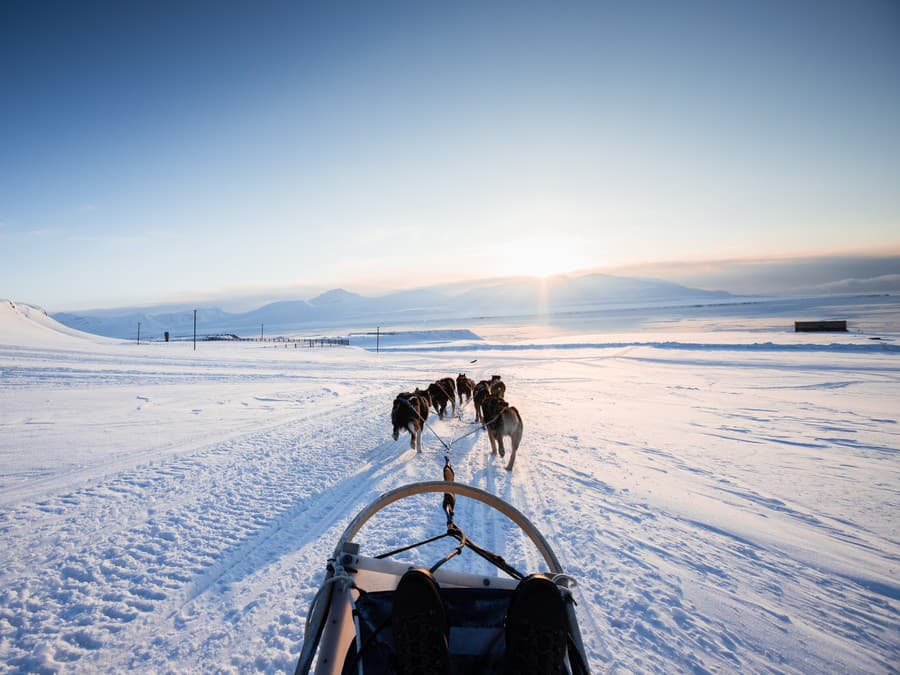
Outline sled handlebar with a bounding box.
[333,481,565,573]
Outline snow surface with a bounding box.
[1,298,898,673]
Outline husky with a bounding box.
[481,394,523,471]
[473,379,492,422]
[428,377,457,420]
[391,391,429,452]
[456,373,476,407]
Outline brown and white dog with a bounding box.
[428,377,457,420]
[391,391,429,452]
[481,394,523,471]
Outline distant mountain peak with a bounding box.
[309,288,365,306]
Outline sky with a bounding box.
[1,0,899,311]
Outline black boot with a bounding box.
[504,575,568,675]
[392,568,452,675]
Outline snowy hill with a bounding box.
[53,307,232,341]
[0,299,120,347]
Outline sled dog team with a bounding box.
[391,373,523,471]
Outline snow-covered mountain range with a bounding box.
[53,273,731,338]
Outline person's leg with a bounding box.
[392,568,452,675]
[504,575,568,675]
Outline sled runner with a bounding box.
[294,480,590,674]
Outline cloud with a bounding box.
[28,227,65,238]
[602,254,900,295]
[811,274,900,294]
[64,233,149,244]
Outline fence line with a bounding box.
[240,336,349,347]
[152,334,349,347]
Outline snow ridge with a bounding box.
[377,339,900,354]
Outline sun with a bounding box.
[500,236,589,278]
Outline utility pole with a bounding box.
[260,323,264,341]
[137,322,141,345]
[376,326,380,353]
[193,309,197,351]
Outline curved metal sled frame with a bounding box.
[295,481,590,674]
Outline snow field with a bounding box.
[1,304,898,673]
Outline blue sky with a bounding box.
[2,0,899,310]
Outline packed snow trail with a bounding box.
[1,313,898,673]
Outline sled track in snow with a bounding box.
[0,374,568,671]
[0,388,415,672]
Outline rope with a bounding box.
[442,459,455,524]
[396,396,456,455]
[423,419,454,454]
[374,532,453,559]
[449,424,486,443]
[455,382,475,420]
[429,526,467,573]
[395,381,506,533]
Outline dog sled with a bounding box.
[294,478,590,674]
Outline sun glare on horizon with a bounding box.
[497,237,591,279]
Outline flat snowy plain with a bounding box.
[1,297,898,673]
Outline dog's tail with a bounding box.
[509,406,523,447]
